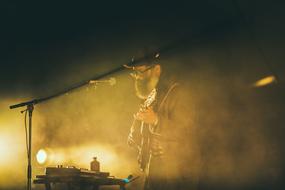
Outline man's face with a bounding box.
[132,64,160,99]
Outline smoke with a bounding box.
[166,38,283,188]
[0,99,28,189]
[1,19,284,190]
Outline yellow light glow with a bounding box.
[49,152,65,164]
[253,75,276,87]
[41,145,118,171]
[0,131,22,165]
[66,145,118,171]
[36,149,47,164]
[0,135,11,161]
[0,130,26,186]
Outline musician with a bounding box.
[126,60,199,190]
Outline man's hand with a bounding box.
[134,107,158,125]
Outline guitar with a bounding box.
[128,83,179,171]
[139,88,157,171]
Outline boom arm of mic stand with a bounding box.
[10,99,39,109]
[8,50,162,190]
[9,58,149,110]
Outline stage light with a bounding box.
[253,75,276,87]
[33,145,123,173]
[36,149,47,164]
[35,148,66,165]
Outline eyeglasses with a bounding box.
[130,65,155,79]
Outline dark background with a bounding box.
[1,1,284,95]
[1,1,285,190]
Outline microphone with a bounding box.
[89,77,116,86]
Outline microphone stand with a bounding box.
[14,104,34,190]
[9,52,160,190]
[27,104,33,190]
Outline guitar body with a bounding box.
[138,122,151,171]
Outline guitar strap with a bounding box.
[158,82,180,112]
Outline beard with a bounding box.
[135,76,159,100]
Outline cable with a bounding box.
[24,110,29,159]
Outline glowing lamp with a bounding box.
[254,75,276,87]
[36,149,47,164]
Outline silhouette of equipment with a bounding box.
[34,166,139,190]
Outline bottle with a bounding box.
[90,157,100,172]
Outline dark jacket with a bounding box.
[130,79,200,190]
